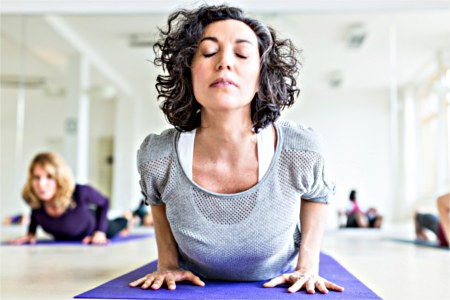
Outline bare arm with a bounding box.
[297,200,328,277]
[152,204,179,270]
[9,232,36,245]
[129,204,204,290]
[264,199,343,293]
[9,213,37,245]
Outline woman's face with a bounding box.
[31,164,58,202]
[191,19,260,114]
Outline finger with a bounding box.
[178,271,205,287]
[10,237,28,244]
[189,275,205,287]
[151,275,165,290]
[82,236,91,244]
[141,275,156,289]
[315,280,329,294]
[92,235,102,244]
[129,277,147,287]
[93,238,108,246]
[165,275,176,290]
[130,274,155,289]
[325,280,345,292]
[305,279,316,294]
[263,276,287,288]
[287,278,306,293]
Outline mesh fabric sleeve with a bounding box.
[137,133,170,206]
[280,121,335,204]
[300,153,335,203]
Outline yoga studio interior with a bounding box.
[1,1,449,299]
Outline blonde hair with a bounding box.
[22,152,75,209]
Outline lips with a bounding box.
[210,77,237,87]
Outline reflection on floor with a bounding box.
[1,224,449,300]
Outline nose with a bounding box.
[38,177,48,189]
[216,49,233,71]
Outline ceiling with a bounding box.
[1,0,449,100]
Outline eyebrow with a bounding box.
[200,36,254,45]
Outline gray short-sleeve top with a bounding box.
[137,120,334,281]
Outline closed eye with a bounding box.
[203,53,216,58]
[236,53,247,59]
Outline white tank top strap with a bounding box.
[178,125,275,181]
[178,129,196,180]
[257,124,275,181]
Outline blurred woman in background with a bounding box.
[9,152,131,245]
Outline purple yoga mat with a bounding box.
[74,253,381,299]
[2,233,153,246]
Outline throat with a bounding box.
[192,134,259,194]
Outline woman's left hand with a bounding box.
[263,271,344,294]
[82,231,109,245]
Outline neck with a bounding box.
[199,110,254,139]
[43,199,58,208]
[196,112,256,160]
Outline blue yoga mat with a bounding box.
[2,233,153,246]
[74,253,381,299]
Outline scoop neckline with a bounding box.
[173,122,283,198]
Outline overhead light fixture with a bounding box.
[129,33,155,48]
[0,75,45,89]
[346,23,367,49]
[85,85,117,100]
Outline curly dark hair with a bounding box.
[153,4,301,132]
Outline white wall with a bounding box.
[1,88,25,216]
[87,97,115,196]
[1,89,117,218]
[1,88,66,216]
[109,71,171,213]
[283,88,393,224]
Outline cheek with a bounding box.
[245,65,260,92]
[49,181,58,193]
[191,65,208,99]
[191,64,207,84]
[31,180,39,191]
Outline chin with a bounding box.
[39,195,53,201]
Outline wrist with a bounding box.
[157,262,179,271]
[296,253,320,274]
[295,266,318,275]
[157,256,179,270]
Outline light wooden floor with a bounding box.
[1,224,449,300]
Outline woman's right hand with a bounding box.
[9,234,36,245]
[129,269,205,290]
